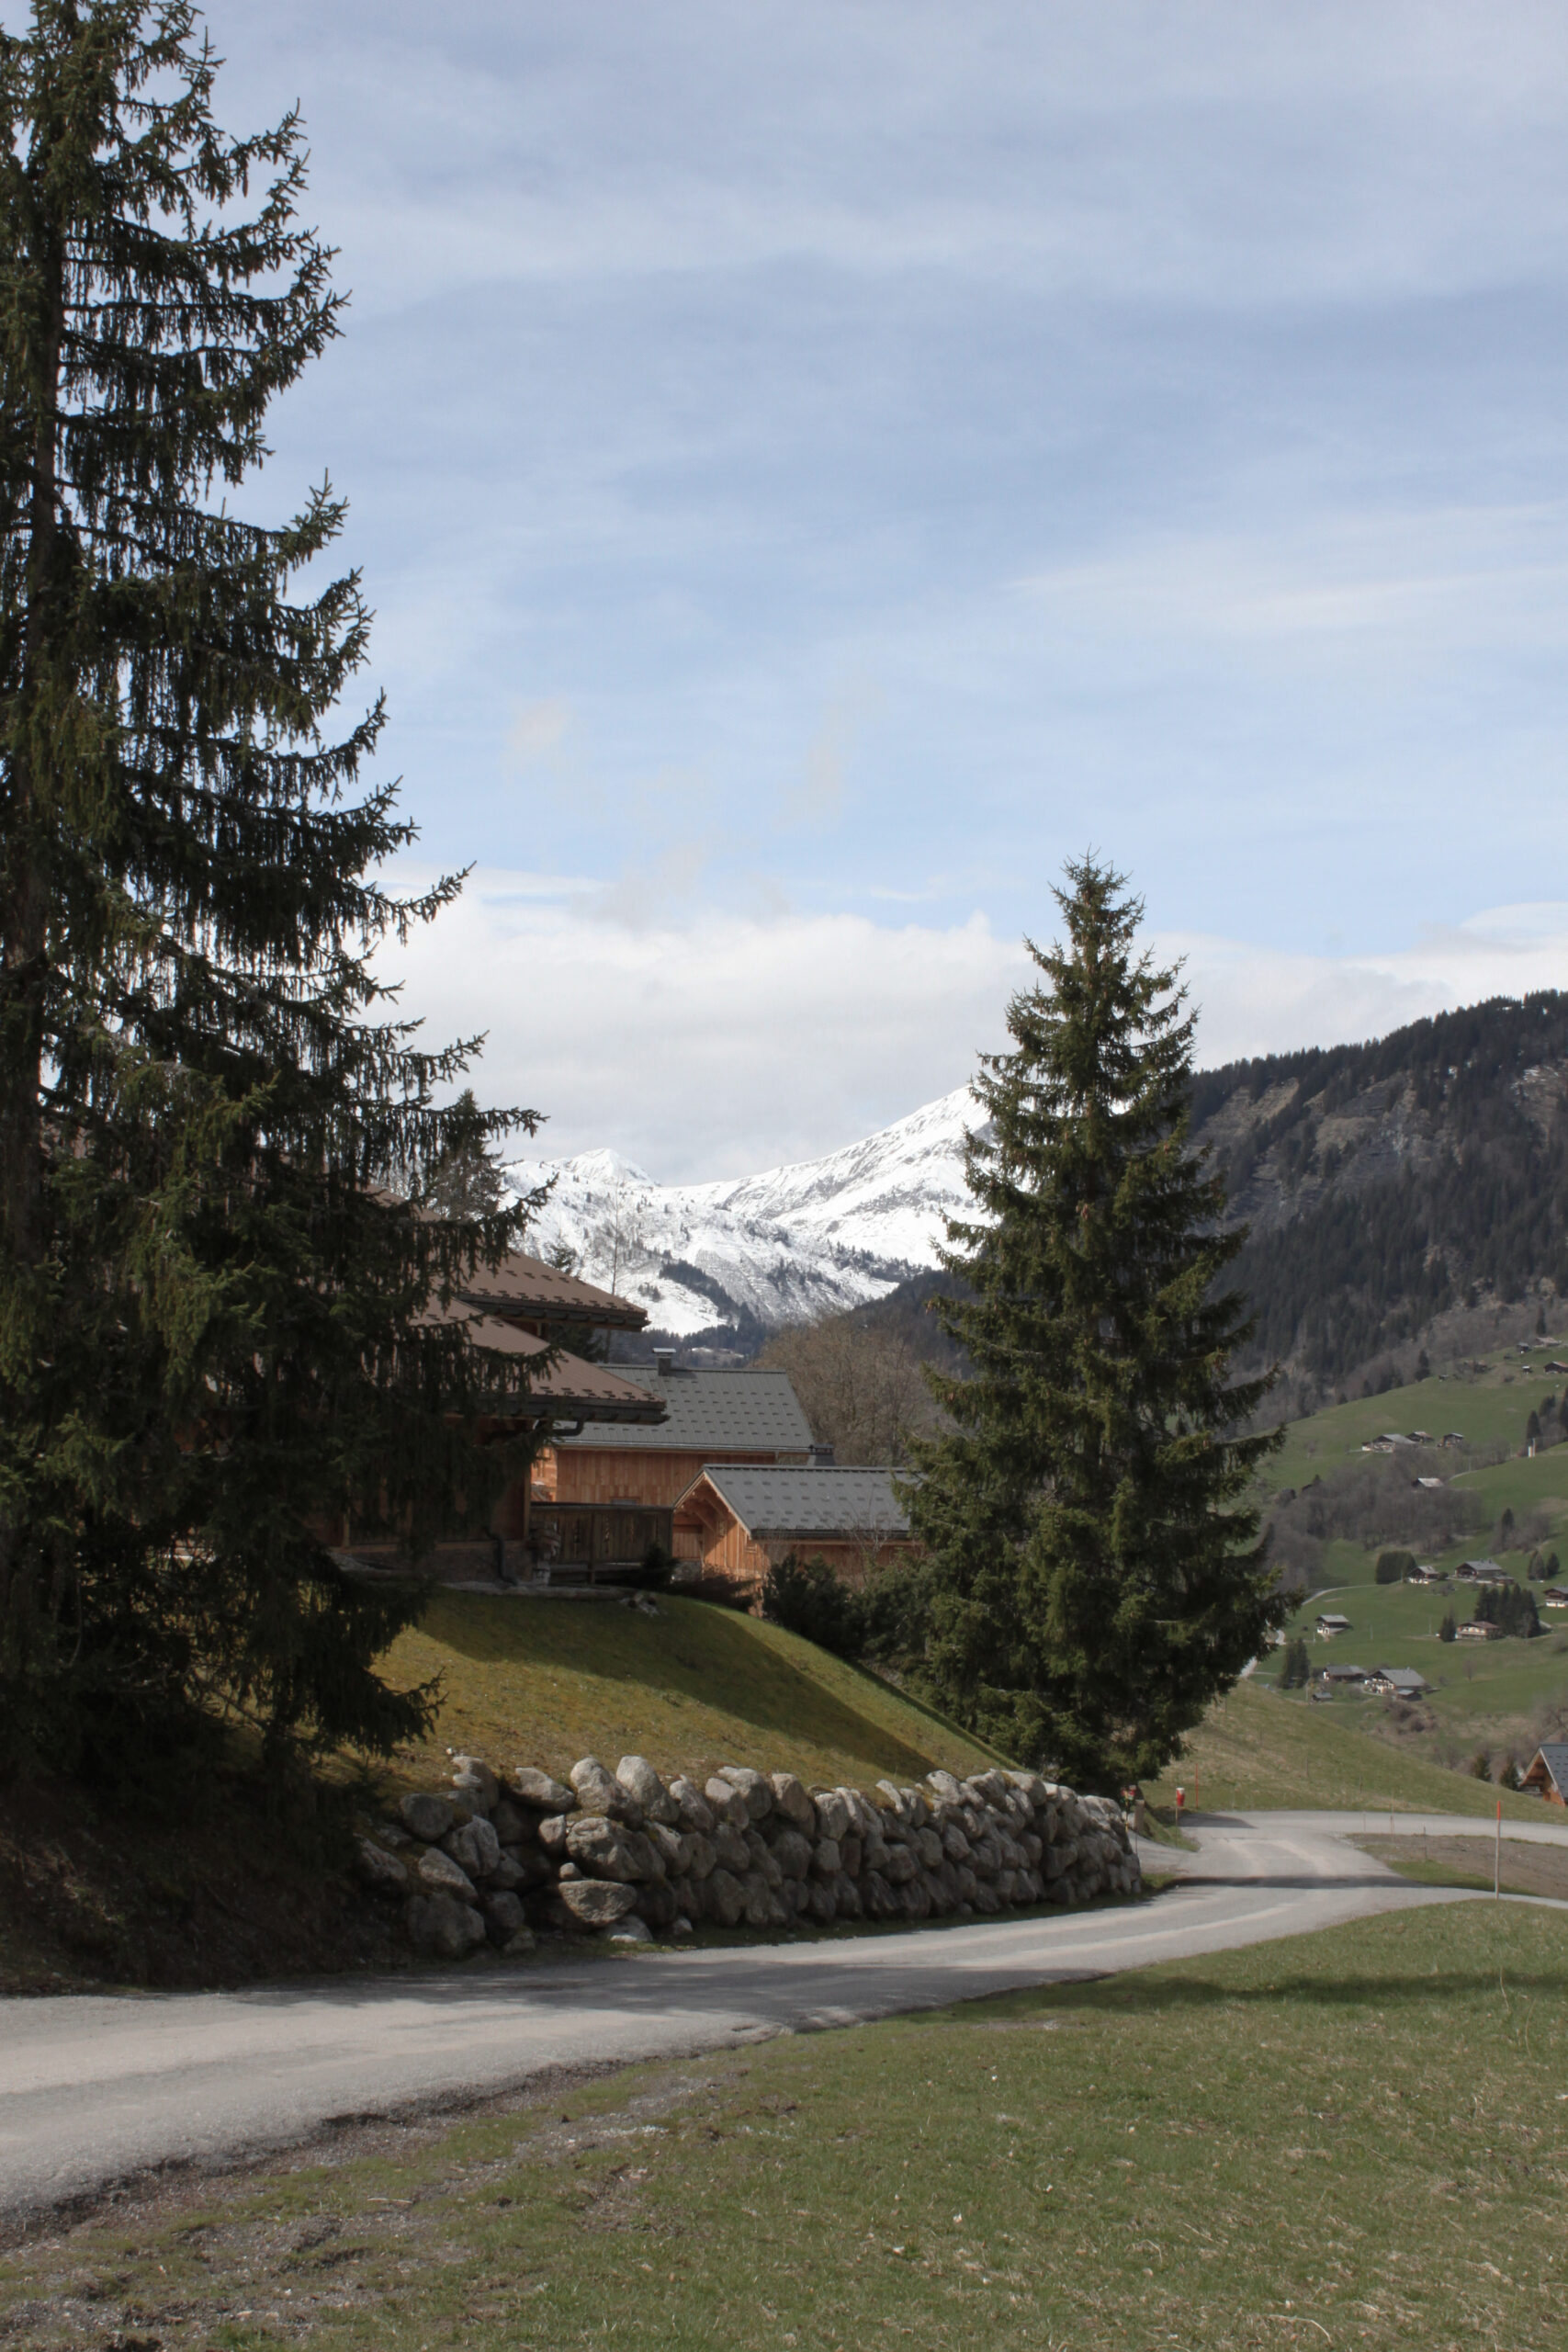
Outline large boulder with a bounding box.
[646,1820,687,1876]
[565,1815,652,1882]
[415,1846,478,1900]
[400,1792,459,1843]
[704,1867,745,1927]
[355,1836,410,1895]
[704,1778,751,1830]
[570,1757,639,1820]
[668,1776,716,1834]
[556,1878,638,1929]
[404,1892,487,1959]
[512,1768,576,1815]
[483,1891,527,1939]
[451,1756,500,1813]
[811,1837,841,1882]
[617,1755,680,1825]
[717,1766,773,1823]
[491,1798,531,1845]
[914,1826,944,1871]
[684,1831,716,1882]
[768,1771,816,1829]
[712,1822,752,1876]
[442,1817,501,1881]
[634,1879,682,1931]
[744,1829,784,1889]
[811,1789,851,1843]
[770,1826,814,1883]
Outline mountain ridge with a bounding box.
[506,990,1568,1381]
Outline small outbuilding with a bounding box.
[1521,1744,1568,1806]
[1315,1612,1353,1638]
[1405,1564,1446,1586]
[673,1463,919,1602]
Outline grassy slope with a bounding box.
[10,1902,1567,2351]
[1145,1677,1549,1817]
[378,1591,1008,1792]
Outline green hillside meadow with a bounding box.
[1252,1338,1568,1770]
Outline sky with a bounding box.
[200,0,1568,1178]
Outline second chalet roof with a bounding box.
[1530,1741,1568,1792]
[451,1251,648,1332]
[684,1464,914,1541]
[556,1366,814,1453]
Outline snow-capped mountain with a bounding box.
[503,1086,981,1337]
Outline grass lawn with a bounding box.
[7,1903,1567,2350]
[1145,1678,1550,1818]
[1356,1833,1568,1903]
[378,1591,1009,1793]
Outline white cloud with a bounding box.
[381,870,1568,1182]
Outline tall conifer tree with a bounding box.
[908,858,1285,1783]
[0,0,537,1779]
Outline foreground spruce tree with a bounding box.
[908,858,1285,1784]
[0,1,536,1781]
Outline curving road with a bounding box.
[5,1809,1566,2225]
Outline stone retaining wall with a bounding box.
[356,1752,1141,1960]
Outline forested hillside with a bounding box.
[1190,992,1568,1385]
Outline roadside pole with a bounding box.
[1495,1796,1502,1899]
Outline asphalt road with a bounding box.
[6,1808,1566,2225]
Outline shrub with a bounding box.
[761,1554,868,1657]
[1470,1747,1493,1780]
[1375,1549,1414,1585]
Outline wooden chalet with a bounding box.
[672,1463,919,1602]
[532,1353,816,1572]
[1521,1743,1568,1805]
[343,1253,672,1580]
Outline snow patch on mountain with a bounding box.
[504,1086,981,1336]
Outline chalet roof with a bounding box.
[556,1367,813,1454]
[1371,1666,1429,1693]
[451,1251,648,1332]
[1529,1743,1568,1792]
[682,1463,914,1542]
[423,1307,668,1425]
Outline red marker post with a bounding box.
[1175,1785,1185,1823]
[1495,1796,1502,1900]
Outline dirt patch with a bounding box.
[0,1775,410,1996]
[1356,1831,1568,1901]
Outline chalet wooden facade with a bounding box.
[533,1357,816,1566]
[672,1463,919,1601]
[339,1252,671,1578]
[1522,1743,1568,1804]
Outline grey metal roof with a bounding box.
[555,1366,814,1454]
[1372,1666,1428,1691]
[1531,1742,1568,1790]
[685,1463,914,1542]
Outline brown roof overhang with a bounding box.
[427,1307,668,1426]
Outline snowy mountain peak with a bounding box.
[503,1085,983,1338]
